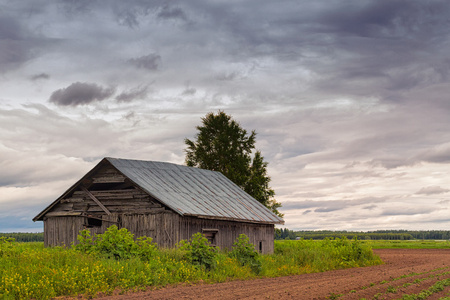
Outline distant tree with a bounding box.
[185,111,283,217]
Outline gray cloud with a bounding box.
[0,14,31,71]
[283,197,386,212]
[381,207,437,216]
[49,82,115,106]
[116,85,149,102]
[416,186,450,195]
[30,73,50,81]
[157,4,187,21]
[128,54,161,71]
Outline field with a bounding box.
[105,248,450,300]
[1,235,449,299]
[0,231,380,300]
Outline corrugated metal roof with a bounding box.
[106,157,284,224]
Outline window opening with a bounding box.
[202,229,219,246]
[259,241,263,253]
[86,217,102,228]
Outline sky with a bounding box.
[1,0,449,233]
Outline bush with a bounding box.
[178,232,217,270]
[229,234,262,274]
[74,225,157,260]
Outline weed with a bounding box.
[386,285,397,293]
[327,292,342,299]
[229,234,262,274]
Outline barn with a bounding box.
[33,157,284,253]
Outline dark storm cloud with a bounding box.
[311,0,450,94]
[49,82,115,106]
[116,85,149,102]
[128,54,161,71]
[157,4,187,21]
[0,14,31,71]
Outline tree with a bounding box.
[184,111,283,217]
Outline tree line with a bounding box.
[0,232,44,242]
[275,229,450,240]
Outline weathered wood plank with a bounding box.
[45,211,82,217]
[81,186,111,215]
[92,176,126,183]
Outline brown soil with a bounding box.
[100,249,450,300]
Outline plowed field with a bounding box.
[101,249,450,299]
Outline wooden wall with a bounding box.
[120,212,180,248]
[44,214,119,247]
[180,216,275,254]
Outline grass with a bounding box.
[0,236,381,299]
[361,239,450,249]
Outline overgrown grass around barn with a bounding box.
[0,232,381,300]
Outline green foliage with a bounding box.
[74,228,95,253]
[94,225,136,259]
[184,111,283,217]
[135,236,158,261]
[229,234,261,274]
[292,229,450,241]
[178,232,217,270]
[74,225,157,260]
[0,236,16,257]
[275,228,297,240]
[363,239,450,249]
[0,232,44,242]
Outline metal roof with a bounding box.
[106,157,284,224]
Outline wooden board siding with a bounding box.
[180,216,275,254]
[43,214,120,247]
[120,212,180,248]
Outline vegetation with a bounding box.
[276,229,450,241]
[184,111,282,217]
[0,232,43,242]
[362,239,450,249]
[0,227,381,299]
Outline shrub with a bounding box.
[178,232,217,270]
[229,234,261,274]
[135,236,157,261]
[74,225,157,260]
[74,229,95,253]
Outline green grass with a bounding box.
[361,239,450,249]
[0,236,382,300]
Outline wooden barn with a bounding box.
[33,157,284,253]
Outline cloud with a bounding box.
[128,54,161,71]
[416,186,450,195]
[157,5,187,21]
[49,82,115,106]
[381,207,437,216]
[283,197,386,212]
[116,85,150,103]
[30,73,50,81]
[0,14,32,71]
